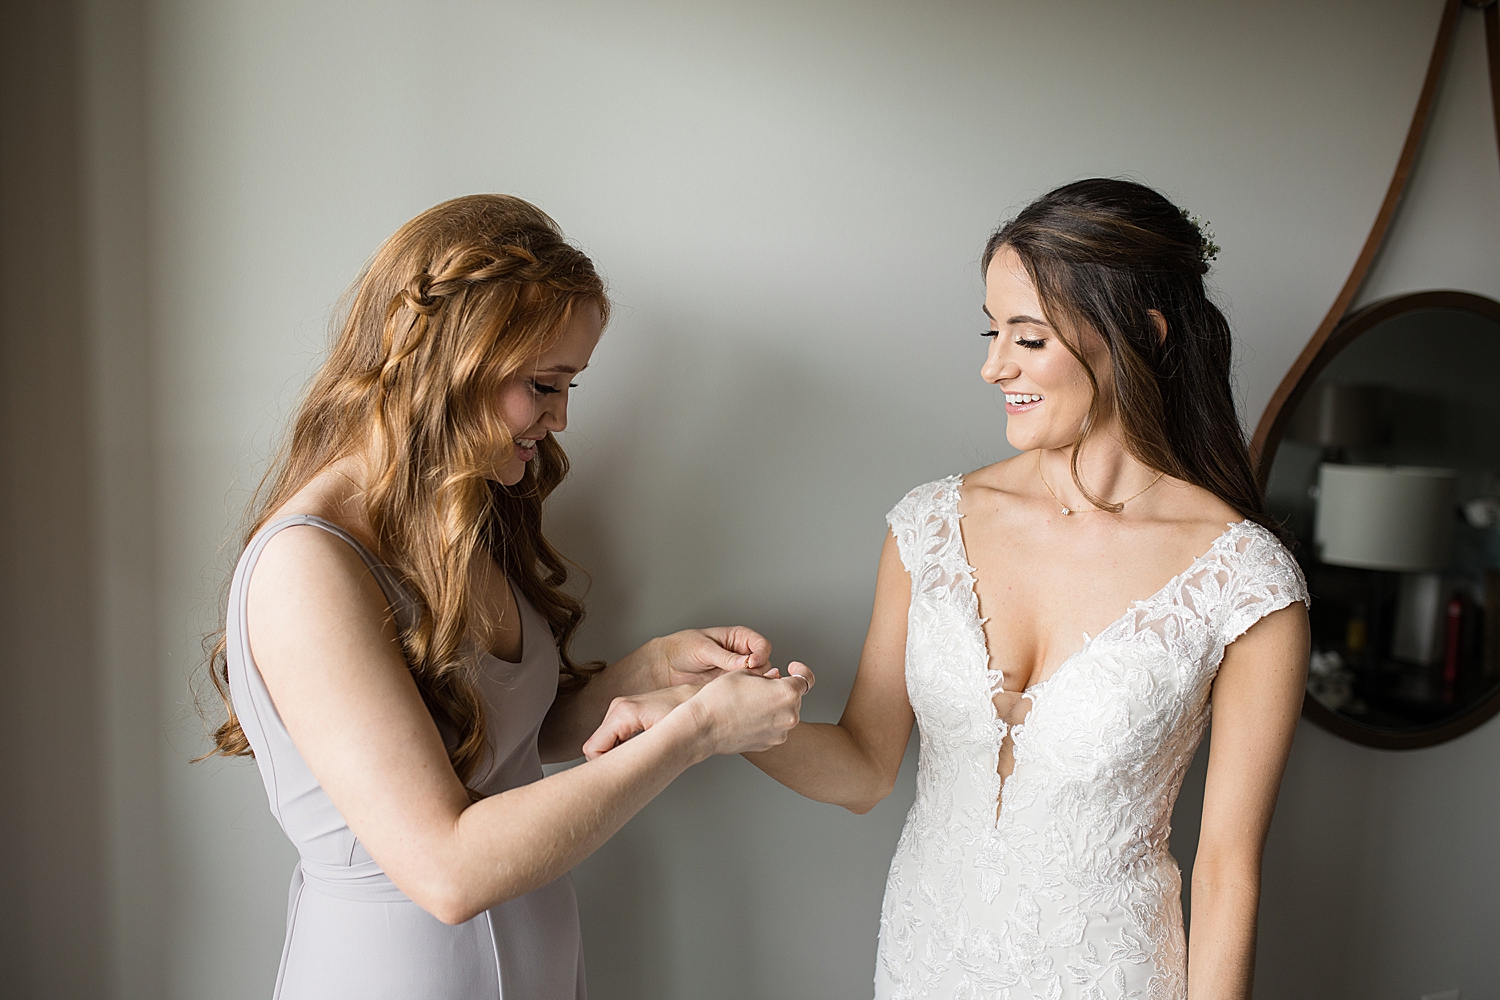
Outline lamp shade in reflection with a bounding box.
[1314,464,1456,571]
[1288,383,1387,448]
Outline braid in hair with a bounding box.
[200,195,609,796]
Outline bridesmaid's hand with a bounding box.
[649,626,772,688]
[583,663,815,761]
[582,684,702,761]
[684,663,815,758]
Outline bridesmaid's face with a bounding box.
[489,300,603,486]
[980,247,1112,454]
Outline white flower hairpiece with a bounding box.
[1181,209,1220,263]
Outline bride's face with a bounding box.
[489,300,604,486]
[980,247,1111,454]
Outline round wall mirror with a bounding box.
[1259,290,1500,749]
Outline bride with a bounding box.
[590,178,1310,999]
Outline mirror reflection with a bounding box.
[1266,301,1500,741]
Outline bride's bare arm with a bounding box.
[741,532,916,814]
[246,526,804,926]
[1187,602,1309,1000]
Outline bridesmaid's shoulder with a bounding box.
[245,467,387,598]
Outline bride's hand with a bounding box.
[649,626,772,687]
[583,662,815,761]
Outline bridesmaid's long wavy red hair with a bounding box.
[201,194,608,794]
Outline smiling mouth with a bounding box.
[1005,393,1044,405]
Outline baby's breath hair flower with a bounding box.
[1180,208,1220,264]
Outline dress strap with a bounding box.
[235,515,419,637]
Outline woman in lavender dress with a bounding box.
[202,194,813,999]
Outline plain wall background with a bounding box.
[5,0,1497,997]
[1,3,108,997]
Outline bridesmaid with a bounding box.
[200,194,813,1000]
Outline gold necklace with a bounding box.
[1037,451,1165,516]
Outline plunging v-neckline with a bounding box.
[951,476,1248,696]
[487,581,529,666]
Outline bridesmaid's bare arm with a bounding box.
[246,526,804,925]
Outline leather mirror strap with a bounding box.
[1250,0,1467,476]
[1485,2,1500,165]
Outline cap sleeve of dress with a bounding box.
[885,476,964,575]
[1220,523,1310,648]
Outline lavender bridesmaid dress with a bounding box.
[228,515,586,1000]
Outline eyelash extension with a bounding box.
[983,329,1046,350]
[530,380,577,396]
[982,329,1047,351]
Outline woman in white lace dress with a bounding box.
[747,179,1309,999]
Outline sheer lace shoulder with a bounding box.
[1215,522,1309,647]
[884,475,967,586]
[1083,520,1310,674]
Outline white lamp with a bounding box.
[1314,463,1457,668]
[1314,464,1456,572]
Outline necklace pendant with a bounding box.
[1061,507,1071,516]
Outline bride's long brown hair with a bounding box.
[985,178,1284,540]
[201,194,608,793]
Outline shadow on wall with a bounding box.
[0,1,112,996]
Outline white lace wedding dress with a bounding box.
[875,476,1307,1000]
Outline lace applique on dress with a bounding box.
[874,476,1307,1000]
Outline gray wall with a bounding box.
[8,1,1498,998]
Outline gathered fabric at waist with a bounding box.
[297,857,413,904]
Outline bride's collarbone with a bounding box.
[962,512,1235,691]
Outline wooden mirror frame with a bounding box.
[1256,290,1500,749]
[1252,0,1500,748]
